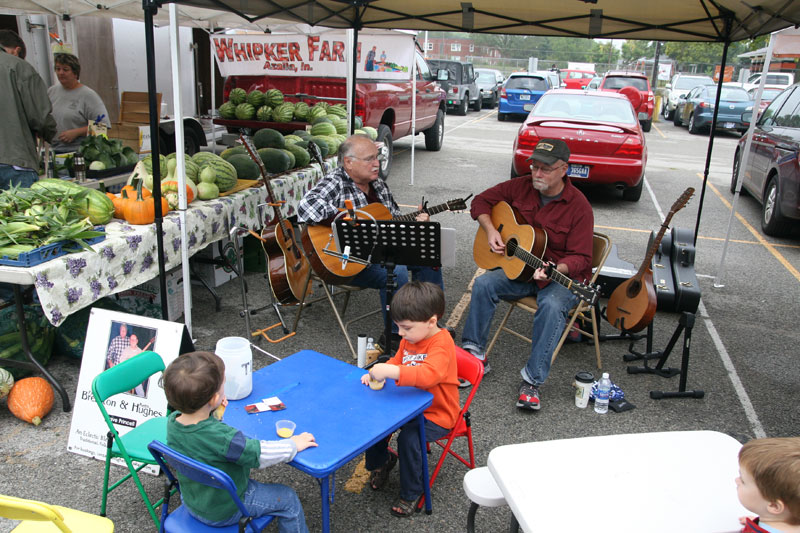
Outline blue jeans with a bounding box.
[350,264,443,333]
[365,416,450,501]
[0,165,37,190]
[461,269,579,386]
[188,479,309,533]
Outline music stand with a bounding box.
[334,219,442,361]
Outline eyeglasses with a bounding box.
[530,163,566,174]
[348,153,384,163]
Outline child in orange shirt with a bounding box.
[361,281,460,517]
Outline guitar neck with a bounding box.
[240,134,282,223]
[508,241,574,289]
[394,202,453,221]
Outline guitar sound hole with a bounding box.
[506,239,517,257]
[626,280,641,297]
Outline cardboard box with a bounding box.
[113,267,184,321]
[194,236,243,288]
[109,92,161,154]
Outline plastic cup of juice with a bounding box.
[275,420,296,438]
[369,378,385,390]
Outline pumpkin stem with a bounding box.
[32,416,42,426]
[121,189,129,199]
[99,181,107,193]
[136,178,144,201]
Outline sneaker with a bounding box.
[458,359,490,389]
[516,381,541,410]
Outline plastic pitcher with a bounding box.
[215,337,252,400]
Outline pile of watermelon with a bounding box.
[218,89,364,129]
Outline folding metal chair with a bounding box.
[91,350,168,528]
[418,347,485,509]
[0,494,114,533]
[147,440,275,533]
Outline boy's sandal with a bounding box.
[369,453,397,491]
[390,495,421,518]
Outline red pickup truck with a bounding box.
[223,50,446,179]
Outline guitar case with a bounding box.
[649,230,677,311]
[669,227,701,314]
[595,244,636,298]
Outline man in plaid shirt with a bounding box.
[298,135,443,342]
[105,322,129,368]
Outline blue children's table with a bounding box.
[224,349,434,533]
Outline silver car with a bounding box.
[475,68,504,108]
[663,73,714,120]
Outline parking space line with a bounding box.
[651,122,667,138]
[698,173,800,283]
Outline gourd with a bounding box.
[0,368,13,399]
[7,377,54,426]
[161,180,197,209]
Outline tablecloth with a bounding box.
[23,158,334,326]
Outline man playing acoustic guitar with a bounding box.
[298,134,443,346]
[461,139,594,411]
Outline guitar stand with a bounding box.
[231,226,297,344]
[625,311,705,400]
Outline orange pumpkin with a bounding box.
[161,180,195,203]
[110,190,128,219]
[124,181,169,225]
[121,184,151,199]
[7,377,54,426]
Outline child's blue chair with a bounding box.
[147,440,275,533]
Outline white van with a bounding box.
[742,72,794,92]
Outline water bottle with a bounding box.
[594,372,611,414]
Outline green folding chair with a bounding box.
[91,350,168,529]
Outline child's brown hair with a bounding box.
[163,351,225,414]
[390,281,445,323]
[739,437,800,524]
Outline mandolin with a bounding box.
[302,197,469,285]
[472,201,599,305]
[240,134,312,305]
[606,187,695,332]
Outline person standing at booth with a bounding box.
[0,30,57,189]
[47,53,110,153]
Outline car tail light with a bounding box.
[451,86,459,94]
[223,79,234,102]
[614,136,643,158]
[355,95,366,120]
[699,101,715,110]
[500,87,507,99]
[517,129,540,150]
[647,92,654,102]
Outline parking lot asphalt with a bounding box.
[2,108,799,533]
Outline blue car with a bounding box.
[673,85,753,134]
[497,73,552,121]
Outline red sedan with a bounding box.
[511,89,647,201]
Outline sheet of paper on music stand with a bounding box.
[440,227,456,268]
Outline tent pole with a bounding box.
[169,3,193,335]
[210,22,217,152]
[350,25,359,135]
[693,17,732,248]
[714,32,776,288]
[410,38,416,186]
[144,0,169,319]
[346,28,354,135]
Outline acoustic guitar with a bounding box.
[302,197,469,285]
[240,134,312,305]
[606,187,694,332]
[472,201,599,305]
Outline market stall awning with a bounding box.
[166,0,800,42]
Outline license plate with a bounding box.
[567,164,590,179]
[523,104,535,111]
[519,94,531,101]
[723,122,735,129]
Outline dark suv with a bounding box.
[732,83,800,236]
[599,71,655,132]
[428,60,480,115]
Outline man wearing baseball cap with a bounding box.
[459,138,594,411]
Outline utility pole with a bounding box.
[652,41,662,88]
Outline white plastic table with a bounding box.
[488,430,748,533]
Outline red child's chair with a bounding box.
[419,346,485,509]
